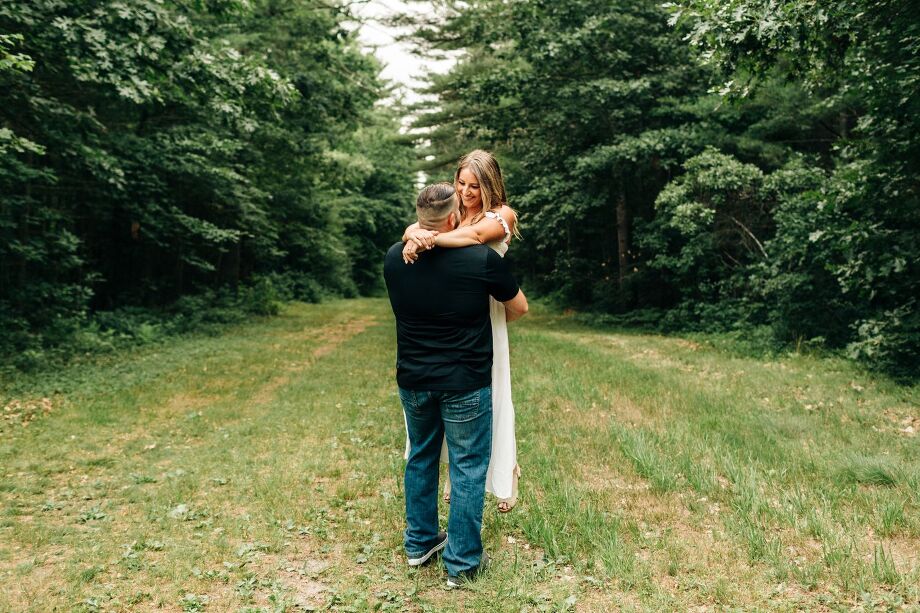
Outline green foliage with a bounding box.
[4,274,283,373]
[670,0,920,378]
[411,0,918,379]
[641,148,769,304]
[847,302,920,381]
[409,0,715,311]
[0,1,415,368]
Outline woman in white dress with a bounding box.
[401,150,521,512]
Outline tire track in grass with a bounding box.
[247,315,376,406]
[523,328,843,606]
[0,305,380,611]
[135,310,381,611]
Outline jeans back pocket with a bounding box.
[441,387,490,424]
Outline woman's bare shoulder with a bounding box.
[493,204,517,229]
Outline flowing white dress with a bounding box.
[403,210,518,500]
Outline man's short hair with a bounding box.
[416,183,457,229]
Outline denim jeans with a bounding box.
[399,386,492,577]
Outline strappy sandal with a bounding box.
[497,465,521,513]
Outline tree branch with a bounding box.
[730,215,768,259]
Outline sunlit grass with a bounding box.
[1,299,918,610]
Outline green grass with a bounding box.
[1,299,918,611]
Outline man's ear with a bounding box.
[451,211,460,230]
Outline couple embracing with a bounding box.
[384,150,528,587]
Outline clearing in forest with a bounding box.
[1,299,918,611]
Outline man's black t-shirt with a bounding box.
[384,243,520,391]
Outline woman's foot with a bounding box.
[443,474,451,504]
[497,465,521,513]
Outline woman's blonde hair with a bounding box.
[455,150,519,238]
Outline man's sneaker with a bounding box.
[445,552,490,588]
[407,531,448,567]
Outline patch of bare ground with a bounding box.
[575,592,641,612]
[244,539,341,610]
[559,390,652,432]
[0,549,67,611]
[269,559,331,610]
[881,408,919,438]
[0,396,62,435]
[149,393,221,418]
[248,376,290,407]
[864,527,920,573]
[609,391,656,428]
[628,347,693,372]
[311,316,377,357]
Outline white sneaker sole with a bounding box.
[407,534,447,567]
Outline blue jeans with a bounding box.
[399,386,492,577]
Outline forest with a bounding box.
[1,0,918,380]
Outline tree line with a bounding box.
[408,0,918,379]
[2,0,916,380]
[1,1,416,370]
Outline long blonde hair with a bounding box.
[455,150,520,238]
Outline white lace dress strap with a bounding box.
[484,210,511,243]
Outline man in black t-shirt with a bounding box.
[384,183,527,585]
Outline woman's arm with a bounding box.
[434,207,515,248]
[403,222,438,248]
[401,207,516,263]
[401,219,496,263]
[401,221,420,242]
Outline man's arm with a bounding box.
[485,248,526,320]
[502,290,528,322]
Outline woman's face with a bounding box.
[456,167,482,211]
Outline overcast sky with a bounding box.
[351,0,457,106]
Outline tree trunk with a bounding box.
[616,190,630,290]
[175,248,185,298]
[220,239,241,291]
[18,152,33,294]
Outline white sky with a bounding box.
[350,0,458,107]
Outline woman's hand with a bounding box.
[405,227,438,250]
[402,228,438,264]
[402,240,420,264]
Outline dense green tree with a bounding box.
[0,1,414,364]
[671,0,919,376]
[408,0,917,378]
[409,0,717,309]
[228,0,415,298]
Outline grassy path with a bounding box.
[1,299,918,611]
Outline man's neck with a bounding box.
[419,220,455,234]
